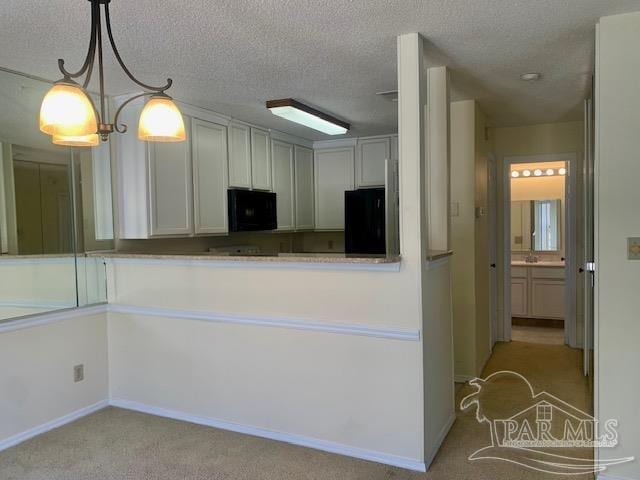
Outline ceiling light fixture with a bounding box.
[266,98,349,135]
[546,168,555,176]
[520,72,542,82]
[39,0,185,147]
[534,169,543,176]
[522,170,531,177]
[558,167,567,175]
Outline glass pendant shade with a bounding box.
[39,82,98,136]
[52,133,100,147]
[138,95,185,142]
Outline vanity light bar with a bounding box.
[511,167,566,178]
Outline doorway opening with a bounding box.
[503,154,577,346]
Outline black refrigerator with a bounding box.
[345,188,386,255]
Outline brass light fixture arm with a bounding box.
[112,91,169,134]
[104,3,172,93]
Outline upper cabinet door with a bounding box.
[355,137,390,188]
[192,118,229,235]
[148,116,193,236]
[294,145,314,231]
[314,147,355,230]
[228,122,252,189]
[250,128,272,191]
[271,140,294,231]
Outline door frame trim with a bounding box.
[502,152,578,346]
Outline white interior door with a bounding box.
[488,154,498,347]
[583,98,595,378]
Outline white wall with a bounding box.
[449,100,491,379]
[595,11,640,480]
[0,312,108,447]
[450,100,477,378]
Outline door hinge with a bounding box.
[585,261,596,272]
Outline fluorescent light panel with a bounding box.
[266,99,349,135]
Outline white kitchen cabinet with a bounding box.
[294,145,314,231]
[314,147,355,230]
[355,137,390,188]
[271,139,294,231]
[115,94,233,239]
[228,122,252,189]
[251,128,272,191]
[192,118,228,235]
[148,129,193,236]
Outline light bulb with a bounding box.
[522,170,531,177]
[52,133,100,147]
[558,167,567,175]
[39,80,97,136]
[138,95,186,142]
[534,169,542,176]
[511,171,520,178]
[546,169,554,176]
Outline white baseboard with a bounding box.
[109,398,426,472]
[424,412,456,470]
[0,400,108,452]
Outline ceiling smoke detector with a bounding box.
[520,72,542,82]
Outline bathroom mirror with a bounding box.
[0,68,113,321]
[511,199,562,253]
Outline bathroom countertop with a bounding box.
[511,260,565,268]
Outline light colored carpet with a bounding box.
[512,325,565,345]
[0,342,591,480]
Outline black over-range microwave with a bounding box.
[228,189,277,232]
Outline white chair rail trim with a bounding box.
[109,303,421,341]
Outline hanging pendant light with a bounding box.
[39,0,184,147]
[138,94,186,142]
[52,133,100,147]
[39,80,97,136]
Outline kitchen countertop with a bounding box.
[87,251,401,265]
[511,260,565,268]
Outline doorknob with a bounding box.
[490,263,496,268]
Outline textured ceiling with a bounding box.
[0,1,638,140]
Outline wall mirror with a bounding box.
[511,199,562,252]
[0,68,114,321]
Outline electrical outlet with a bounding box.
[628,237,640,260]
[451,202,460,217]
[73,364,84,383]
[328,240,334,250]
